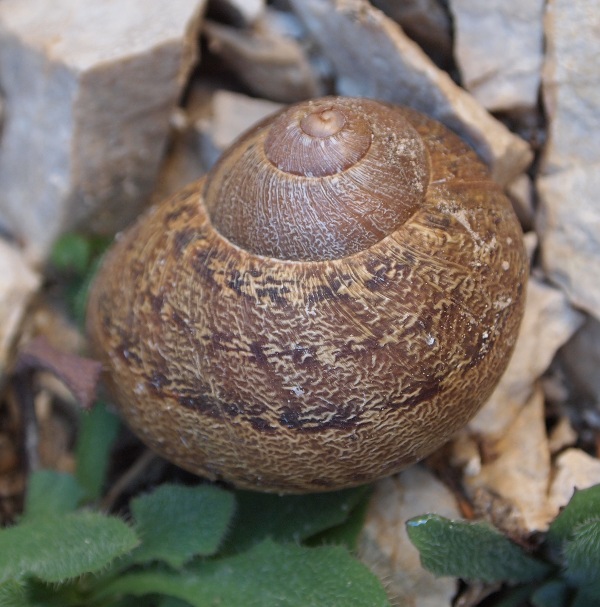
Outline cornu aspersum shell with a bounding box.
[87,97,527,493]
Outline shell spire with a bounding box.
[203,97,430,261]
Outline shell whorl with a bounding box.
[86,96,528,493]
[203,97,430,261]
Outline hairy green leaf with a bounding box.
[99,540,390,607]
[572,586,600,607]
[0,512,139,584]
[129,484,235,567]
[50,233,92,275]
[547,484,600,558]
[530,579,570,607]
[0,580,29,607]
[563,519,600,594]
[22,470,84,522]
[75,401,121,501]
[224,486,369,552]
[406,514,552,583]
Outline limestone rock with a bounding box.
[449,0,544,112]
[538,166,600,320]
[288,0,532,185]
[371,0,452,66]
[0,0,206,261]
[208,0,265,26]
[549,449,600,513]
[0,240,40,385]
[537,0,600,320]
[196,90,283,168]
[465,388,555,533]
[561,313,600,408]
[203,14,322,103]
[359,466,459,607]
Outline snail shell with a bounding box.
[87,97,527,493]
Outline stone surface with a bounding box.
[0,240,40,385]
[507,174,535,229]
[465,388,555,532]
[549,448,600,513]
[203,15,321,103]
[469,277,584,438]
[196,89,283,168]
[288,0,532,185]
[538,166,600,320]
[449,0,544,112]
[561,313,600,408]
[209,0,265,25]
[537,0,600,320]
[359,466,459,607]
[0,0,205,261]
[371,0,452,66]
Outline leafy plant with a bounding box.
[0,410,386,607]
[406,484,600,607]
[50,232,112,325]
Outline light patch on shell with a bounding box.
[494,296,514,310]
[288,385,305,397]
[447,207,498,260]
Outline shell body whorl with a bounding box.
[87,97,528,493]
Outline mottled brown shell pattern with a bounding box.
[86,97,527,493]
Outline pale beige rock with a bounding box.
[203,17,321,103]
[288,0,532,185]
[210,0,265,25]
[151,110,208,203]
[0,240,40,385]
[507,174,535,229]
[470,278,584,438]
[371,0,452,65]
[196,90,283,168]
[359,466,459,607]
[541,0,600,172]
[537,0,600,320]
[465,388,555,532]
[547,416,578,454]
[449,0,544,112]
[538,166,600,320]
[561,313,600,408]
[549,448,600,513]
[0,0,205,261]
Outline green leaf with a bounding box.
[224,486,369,553]
[530,579,571,607]
[563,519,600,594]
[406,514,552,583]
[75,401,121,501]
[0,512,139,584]
[51,233,92,275]
[98,539,390,607]
[22,470,84,522]
[128,484,236,568]
[492,583,538,607]
[307,488,372,551]
[572,586,600,607]
[547,484,600,558]
[0,580,29,607]
[71,253,106,326]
